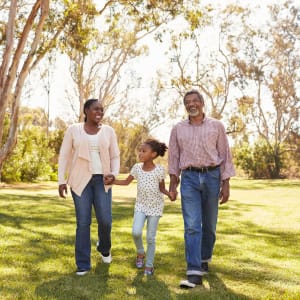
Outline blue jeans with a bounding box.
[71,175,112,270]
[132,211,160,268]
[180,168,221,276]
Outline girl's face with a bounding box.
[138,144,157,162]
[85,101,104,124]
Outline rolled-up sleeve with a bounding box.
[168,126,181,177]
[58,126,73,185]
[217,124,235,181]
[109,129,120,177]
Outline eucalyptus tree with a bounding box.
[60,0,192,122]
[0,0,50,173]
[0,0,75,173]
[231,0,300,177]
[165,4,246,122]
[0,0,190,174]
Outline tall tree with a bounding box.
[232,1,300,177]
[60,0,194,122]
[166,4,246,122]
[0,1,50,172]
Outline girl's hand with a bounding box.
[104,174,115,185]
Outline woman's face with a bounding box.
[85,101,104,124]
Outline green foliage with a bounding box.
[283,130,300,178]
[111,120,150,173]
[61,0,98,55]
[0,106,68,183]
[1,126,55,182]
[0,114,10,148]
[233,140,286,179]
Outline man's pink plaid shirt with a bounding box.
[168,117,235,181]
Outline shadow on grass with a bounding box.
[1,184,299,299]
[0,194,75,229]
[35,265,111,300]
[172,274,251,300]
[130,272,173,300]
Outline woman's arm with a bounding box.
[113,174,134,186]
[58,126,73,185]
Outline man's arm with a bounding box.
[219,178,230,204]
[169,174,179,201]
[168,126,180,201]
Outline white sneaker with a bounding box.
[96,241,112,263]
[179,280,196,288]
[101,253,112,264]
[76,269,89,276]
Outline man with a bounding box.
[168,89,235,288]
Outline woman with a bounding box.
[58,99,120,275]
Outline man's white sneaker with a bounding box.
[76,269,89,276]
[101,253,112,264]
[180,280,196,288]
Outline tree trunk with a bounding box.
[0,0,49,175]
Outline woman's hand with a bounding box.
[58,184,68,198]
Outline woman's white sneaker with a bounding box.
[101,253,112,264]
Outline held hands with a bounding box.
[58,184,68,198]
[168,191,177,202]
[104,174,115,185]
[164,190,177,201]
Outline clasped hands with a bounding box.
[103,174,115,185]
[58,174,115,198]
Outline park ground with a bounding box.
[0,178,299,299]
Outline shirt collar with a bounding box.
[187,113,206,125]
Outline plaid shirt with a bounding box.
[168,117,235,181]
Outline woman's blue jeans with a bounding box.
[132,211,160,268]
[71,175,112,270]
[180,168,221,276]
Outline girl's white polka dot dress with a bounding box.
[130,163,166,216]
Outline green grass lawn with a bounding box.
[0,179,299,300]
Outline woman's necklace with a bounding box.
[84,123,101,135]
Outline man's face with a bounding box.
[184,93,204,117]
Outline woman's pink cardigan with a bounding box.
[58,123,120,196]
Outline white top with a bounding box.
[86,133,103,174]
[130,163,166,216]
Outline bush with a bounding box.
[233,140,286,179]
[1,127,55,182]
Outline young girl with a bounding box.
[113,138,170,275]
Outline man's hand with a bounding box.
[59,184,68,198]
[219,179,230,204]
[169,174,179,201]
[169,191,177,201]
